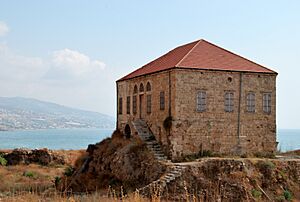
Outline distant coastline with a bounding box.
[0,97,115,131]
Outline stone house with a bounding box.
[116,39,277,159]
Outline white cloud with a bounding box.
[0,21,9,37]
[50,49,105,78]
[0,44,115,116]
[0,44,46,81]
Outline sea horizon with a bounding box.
[0,128,299,152]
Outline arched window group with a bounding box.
[120,82,157,116]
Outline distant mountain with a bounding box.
[0,97,115,131]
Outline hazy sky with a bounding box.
[0,1,299,129]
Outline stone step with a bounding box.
[132,119,169,162]
[149,147,163,152]
[154,153,166,157]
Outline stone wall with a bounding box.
[171,69,277,158]
[117,70,175,154]
[117,68,277,160]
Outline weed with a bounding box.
[283,190,292,201]
[64,166,75,177]
[0,155,7,166]
[198,150,213,157]
[251,189,262,198]
[254,152,276,159]
[23,171,35,178]
[54,176,61,188]
[258,161,275,170]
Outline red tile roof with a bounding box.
[118,39,277,81]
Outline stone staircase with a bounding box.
[132,119,168,161]
[138,164,186,196]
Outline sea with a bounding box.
[0,128,113,150]
[0,128,299,152]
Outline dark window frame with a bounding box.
[246,92,255,112]
[133,95,137,114]
[160,91,165,110]
[263,93,271,114]
[225,91,234,112]
[126,96,130,114]
[146,94,151,114]
[118,97,123,115]
[196,91,206,112]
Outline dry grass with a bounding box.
[0,163,65,193]
[0,150,83,198]
[52,150,86,165]
[0,192,152,202]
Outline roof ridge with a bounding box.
[175,39,202,67]
[118,40,200,81]
[201,40,277,73]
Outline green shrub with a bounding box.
[64,166,75,177]
[251,189,262,198]
[254,152,276,159]
[53,176,61,187]
[0,155,7,166]
[283,190,292,201]
[258,161,275,170]
[198,150,213,157]
[23,171,35,178]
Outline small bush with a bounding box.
[258,161,275,170]
[254,152,276,159]
[241,153,248,158]
[23,171,35,178]
[251,189,262,198]
[283,190,292,201]
[198,150,213,157]
[0,155,7,166]
[64,166,75,177]
[53,176,61,187]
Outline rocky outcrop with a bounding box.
[61,129,300,201]
[1,148,65,166]
[165,158,300,201]
[61,130,168,192]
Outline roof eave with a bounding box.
[116,66,278,82]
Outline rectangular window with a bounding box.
[246,92,255,112]
[160,91,165,110]
[263,93,271,113]
[133,96,137,114]
[126,96,130,114]
[225,92,234,112]
[197,91,206,112]
[147,94,151,113]
[118,97,123,115]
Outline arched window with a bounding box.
[139,83,144,92]
[133,85,138,94]
[146,82,151,91]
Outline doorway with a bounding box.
[124,124,131,138]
